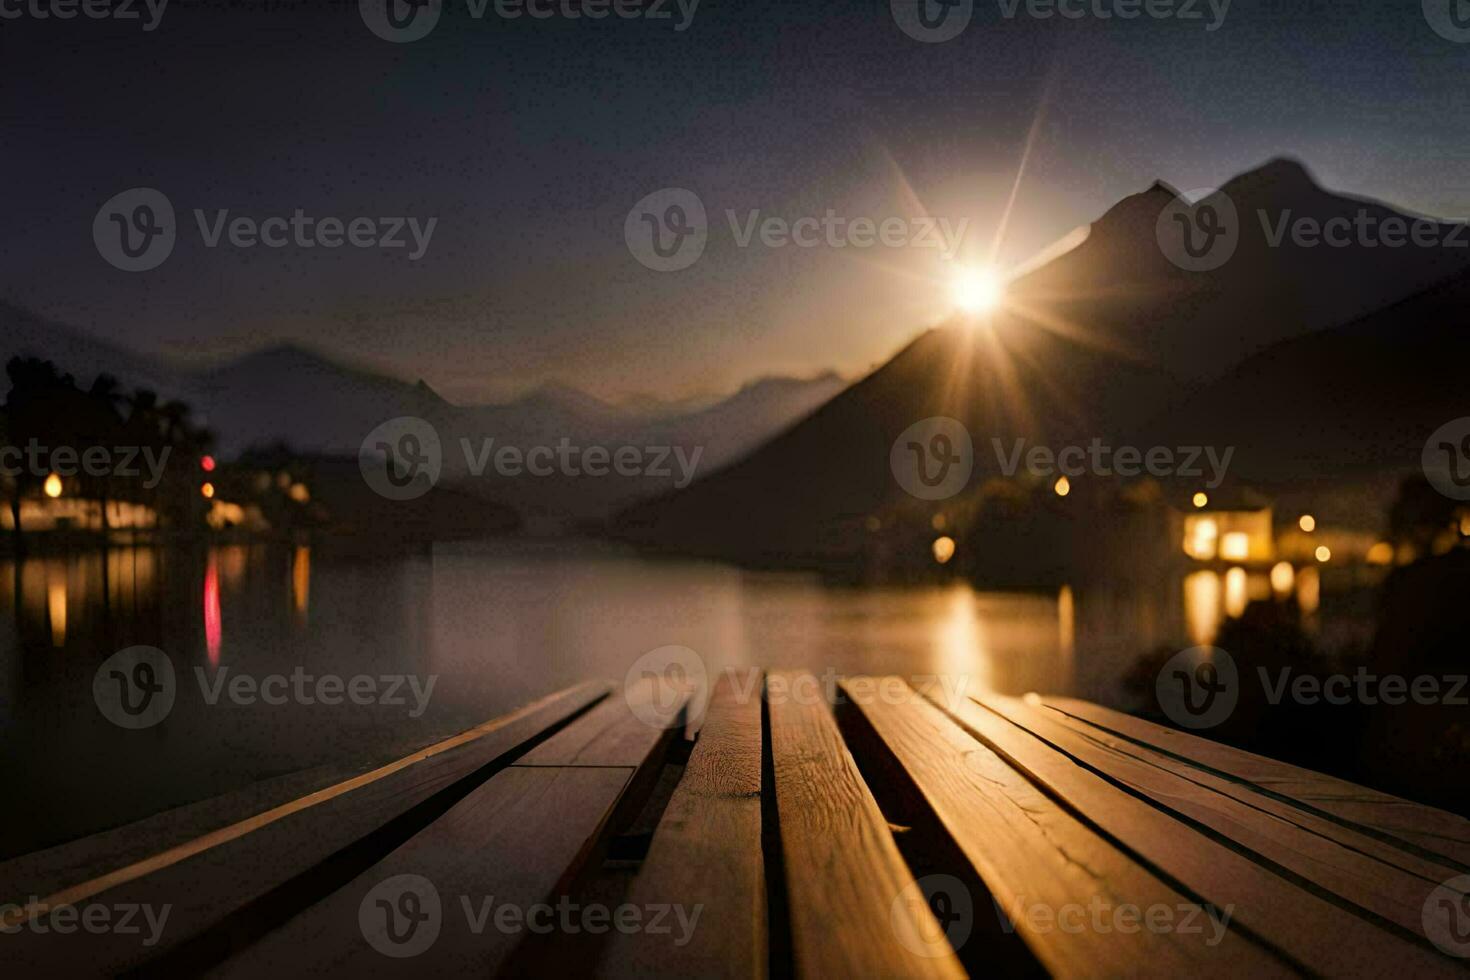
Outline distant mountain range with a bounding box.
[0,302,846,528]
[614,158,1470,565]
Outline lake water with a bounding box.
[0,539,1375,857]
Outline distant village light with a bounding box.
[43,473,62,499]
[1270,561,1295,595]
[288,483,310,503]
[1193,492,1208,508]
[1315,545,1331,563]
[1299,514,1316,533]
[1220,532,1250,562]
[1054,476,1071,497]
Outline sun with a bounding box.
[951,265,1005,315]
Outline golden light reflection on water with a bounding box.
[933,585,990,693]
[1224,566,1248,619]
[292,545,311,621]
[1297,564,1321,616]
[47,575,66,648]
[1184,570,1222,646]
[1057,584,1075,665]
[0,546,1366,725]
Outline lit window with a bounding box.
[1220,532,1250,562]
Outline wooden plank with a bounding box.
[767,671,965,979]
[211,766,636,978]
[211,679,687,977]
[0,763,340,903]
[0,682,609,976]
[937,691,1461,976]
[841,677,1289,978]
[983,693,1459,939]
[518,677,688,767]
[597,668,766,979]
[1041,696,1470,867]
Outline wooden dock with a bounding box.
[3,670,1469,977]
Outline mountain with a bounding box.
[0,302,847,528]
[1154,265,1470,484]
[0,301,178,394]
[636,371,847,470]
[612,317,1178,565]
[1008,157,1470,383]
[612,159,1470,566]
[192,345,453,456]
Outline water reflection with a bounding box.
[0,541,1374,857]
[292,545,310,622]
[1184,570,1221,646]
[47,569,66,648]
[204,553,222,665]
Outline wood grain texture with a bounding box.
[767,671,965,979]
[1,682,610,976]
[213,680,683,977]
[0,762,339,902]
[939,692,1461,977]
[517,678,687,768]
[843,677,1289,979]
[211,765,634,978]
[597,668,766,979]
[1039,696,1470,867]
[984,693,1461,936]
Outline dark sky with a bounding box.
[3,0,1468,403]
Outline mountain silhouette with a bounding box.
[0,302,845,528]
[1153,264,1470,483]
[1010,157,1470,383]
[613,158,1470,566]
